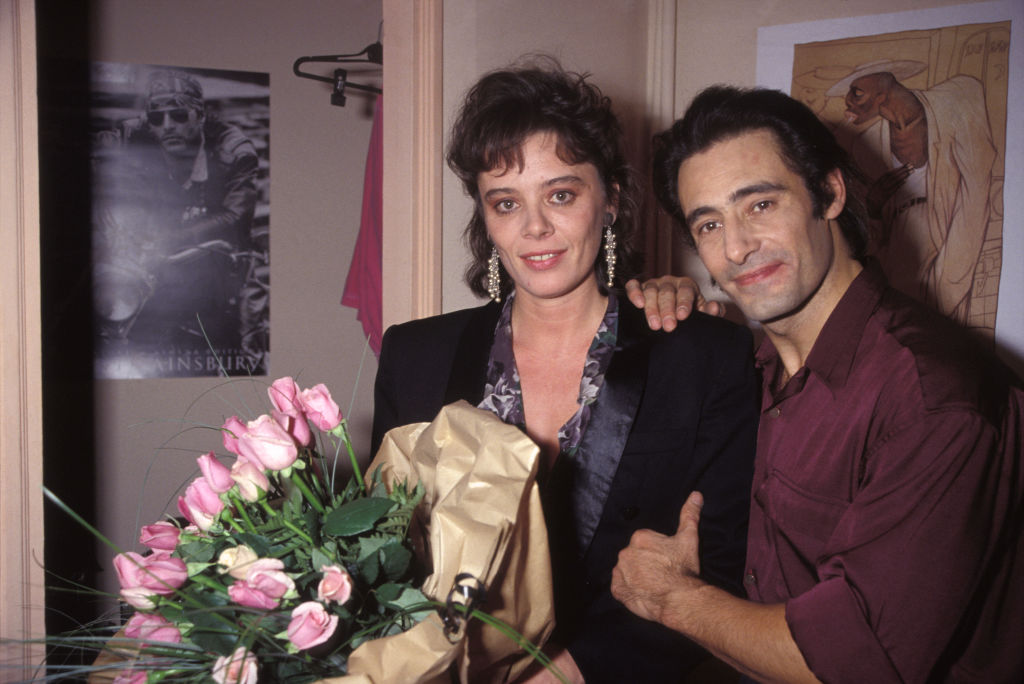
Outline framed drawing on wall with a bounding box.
[758,1,1023,372]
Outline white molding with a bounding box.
[0,0,46,672]
[382,0,443,327]
[645,0,680,275]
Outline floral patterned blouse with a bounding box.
[477,292,619,462]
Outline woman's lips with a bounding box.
[519,250,565,270]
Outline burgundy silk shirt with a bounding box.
[747,265,1023,683]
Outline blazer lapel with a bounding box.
[444,302,501,406]
[570,300,649,555]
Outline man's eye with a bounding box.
[753,200,773,212]
[696,221,720,235]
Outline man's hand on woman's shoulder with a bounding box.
[625,276,725,332]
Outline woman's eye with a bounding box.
[494,199,517,213]
[550,190,574,204]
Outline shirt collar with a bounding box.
[183,133,209,189]
[756,261,885,394]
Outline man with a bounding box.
[612,86,1022,683]
[99,69,263,362]
[827,61,997,326]
[132,69,259,251]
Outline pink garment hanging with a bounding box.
[341,96,383,356]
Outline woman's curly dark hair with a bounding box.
[447,57,640,299]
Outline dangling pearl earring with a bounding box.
[487,246,501,302]
[603,223,617,288]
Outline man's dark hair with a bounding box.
[652,85,869,259]
[447,57,640,298]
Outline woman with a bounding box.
[372,60,757,683]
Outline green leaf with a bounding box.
[374,582,402,603]
[387,586,432,622]
[186,597,238,655]
[311,547,334,571]
[304,506,320,543]
[358,551,380,585]
[156,603,186,626]
[379,540,412,581]
[322,497,396,537]
[186,561,214,578]
[355,536,389,585]
[236,533,273,557]
[177,540,217,562]
[356,536,388,562]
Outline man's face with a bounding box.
[677,130,844,328]
[843,74,885,125]
[147,99,203,156]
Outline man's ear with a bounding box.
[824,169,846,220]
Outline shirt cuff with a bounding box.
[786,577,902,684]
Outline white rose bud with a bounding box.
[217,544,259,580]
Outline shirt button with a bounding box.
[770,407,781,417]
[744,570,757,586]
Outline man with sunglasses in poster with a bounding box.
[99,69,262,374]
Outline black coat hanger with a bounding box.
[293,41,382,106]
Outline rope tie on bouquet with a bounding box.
[441,573,487,640]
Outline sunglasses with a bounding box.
[147,108,192,126]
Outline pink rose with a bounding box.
[221,415,249,456]
[317,565,353,605]
[227,558,295,609]
[299,384,344,431]
[273,408,312,447]
[114,551,187,609]
[138,521,180,553]
[268,377,302,418]
[227,580,279,610]
[237,414,299,471]
[177,477,225,531]
[287,601,339,650]
[198,452,234,494]
[211,647,258,684]
[124,612,182,645]
[230,457,269,502]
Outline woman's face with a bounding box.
[477,131,614,304]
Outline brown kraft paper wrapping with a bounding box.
[325,400,555,683]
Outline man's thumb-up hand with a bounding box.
[611,491,706,623]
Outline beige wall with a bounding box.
[41,0,383,596]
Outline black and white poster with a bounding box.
[72,62,270,378]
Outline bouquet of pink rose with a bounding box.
[36,379,561,684]
[78,377,434,683]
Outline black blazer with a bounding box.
[372,296,758,683]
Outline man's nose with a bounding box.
[724,221,760,265]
